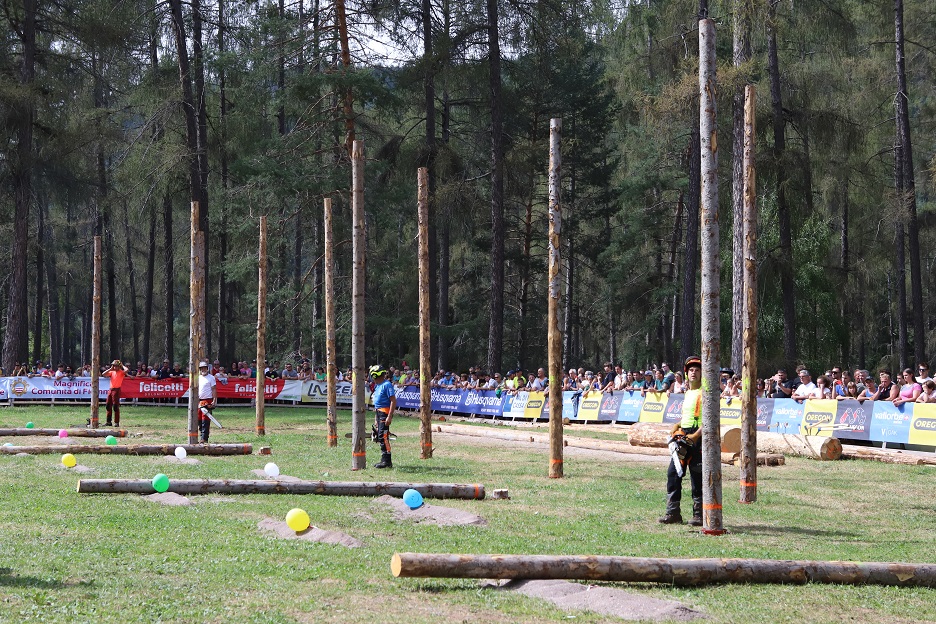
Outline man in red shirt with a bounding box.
[102,359,130,427]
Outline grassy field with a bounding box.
[0,404,934,623]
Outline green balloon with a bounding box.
[25,422,34,429]
[152,473,170,493]
[105,435,117,446]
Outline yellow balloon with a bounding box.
[61,453,77,468]
[285,508,310,532]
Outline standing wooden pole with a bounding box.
[350,140,367,470]
[698,18,724,535]
[417,168,433,459]
[90,236,102,428]
[255,215,268,436]
[188,201,205,445]
[739,85,758,504]
[324,198,338,447]
[547,118,563,479]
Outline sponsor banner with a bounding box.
[301,380,357,404]
[755,399,774,431]
[638,392,668,423]
[561,391,578,421]
[460,390,505,417]
[394,387,421,410]
[0,377,7,399]
[615,391,644,423]
[524,392,546,420]
[503,392,529,420]
[719,397,742,426]
[431,388,464,412]
[768,399,804,435]
[5,376,109,400]
[801,399,838,436]
[869,401,914,444]
[122,379,187,399]
[597,393,621,422]
[663,395,683,425]
[832,399,872,441]
[908,403,936,446]
[576,391,603,421]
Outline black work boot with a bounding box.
[657,512,683,524]
[688,504,703,527]
[374,453,392,469]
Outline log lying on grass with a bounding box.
[390,553,936,588]
[0,428,127,438]
[627,423,741,454]
[756,432,841,460]
[437,423,671,457]
[0,443,252,456]
[77,478,486,498]
[840,445,934,466]
[720,452,785,466]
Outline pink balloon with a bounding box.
[58,429,68,438]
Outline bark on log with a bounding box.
[390,553,936,588]
[0,428,127,437]
[627,423,741,454]
[840,445,933,465]
[721,452,784,466]
[78,478,485,498]
[757,432,842,460]
[438,423,671,457]
[0,443,252,456]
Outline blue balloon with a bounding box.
[402,488,423,509]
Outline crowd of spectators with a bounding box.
[10,356,936,406]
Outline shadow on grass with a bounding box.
[391,465,471,477]
[729,524,854,539]
[0,568,70,590]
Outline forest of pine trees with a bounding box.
[0,0,933,376]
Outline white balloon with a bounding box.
[264,462,280,477]
[174,446,187,459]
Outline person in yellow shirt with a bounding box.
[659,355,704,526]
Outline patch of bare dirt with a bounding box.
[162,455,202,465]
[144,492,193,506]
[249,468,302,482]
[504,579,706,621]
[437,431,668,464]
[374,494,487,526]
[257,518,363,547]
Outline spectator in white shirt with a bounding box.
[793,370,819,402]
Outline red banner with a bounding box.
[119,378,297,400]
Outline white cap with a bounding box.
[199,361,209,368]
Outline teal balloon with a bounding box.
[402,488,423,509]
[25,422,34,429]
[105,435,117,446]
[152,473,170,493]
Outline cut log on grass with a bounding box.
[756,432,841,460]
[840,445,933,466]
[627,423,741,454]
[390,553,936,588]
[77,478,485,499]
[720,452,784,466]
[0,428,127,438]
[437,423,671,457]
[0,443,252,456]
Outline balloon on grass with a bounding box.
[25,422,34,429]
[61,453,77,468]
[3,442,13,447]
[402,489,424,509]
[285,508,310,532]
[58,429,68,438]
[174,446,187,459]
[105,435,118,446]
[152,473,170,493]
[264,462,280,477]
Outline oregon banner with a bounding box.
[576,391,602,421]
[907,403,936,446]
[524,392,546,420]
[801,399,838,436]
[638,391,668,423]
[718,397,742,426]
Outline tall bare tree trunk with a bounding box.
[894,0,924,364]
[739,85,758,505]
[563,236,574,370]
[335,0,355,154]
[123,208,140,364]
[90,237,102,428]
[767,0,796,364]
[699,18,724,534]
[679,131,700,362]
[104,214,118,360]
[324,198,337,447]
[188,201,206,445]
[163,194,174,363]
[730,0,751,374]
[143,210,156,364]
[418,168,433,459]
[486,0,505,375]
[32,198,45,364]
[217,0,231,365]
[2,0,36,372]
[41,198,61,365]
[256,216,268,436]
[350,142,367,470]
[547,118,563,479]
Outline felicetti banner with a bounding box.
[0,376,302,402]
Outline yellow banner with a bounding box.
[908,403,936,446]
[639,391,668,423]
[524,392,546,420]
[801,399,838,436]
[719,397,742,426]
[577,390,603,421]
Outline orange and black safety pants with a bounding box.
[375,408,391,454]
[198,399,214,442]
[105,388,121,426]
